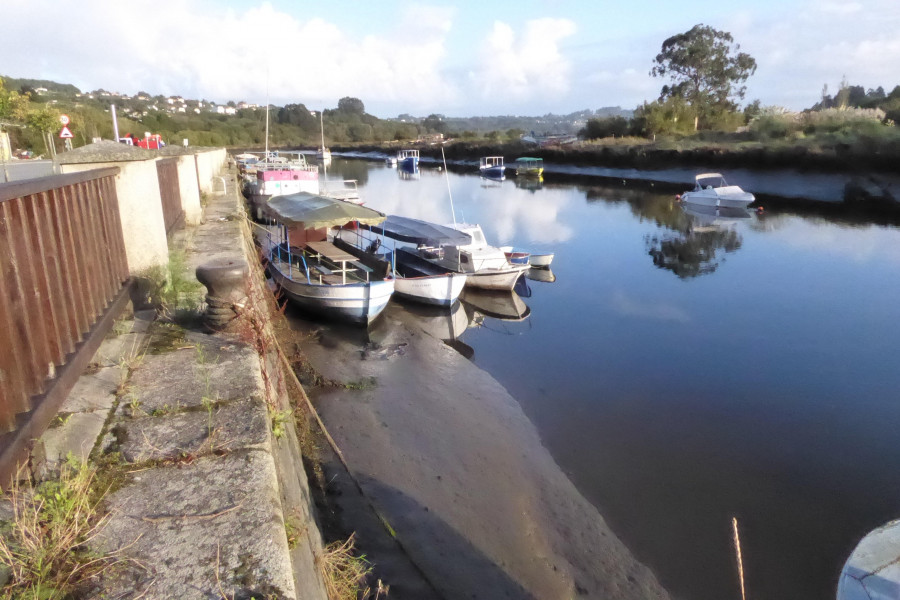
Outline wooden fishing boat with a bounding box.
[261,192,394,326]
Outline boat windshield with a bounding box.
[696,174,727,189]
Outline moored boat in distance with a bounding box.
[241,151,319,220]
[528,252,554,268]
[479,156,506,180]
[500,246,554,268]
[514,157,544,177]
[261,192,394,326]
[679,173,755,209]
[397,149,419,172]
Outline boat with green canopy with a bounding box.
[261,192,395,326]
[513,157,544,177]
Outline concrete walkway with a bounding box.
[32,176,326,599]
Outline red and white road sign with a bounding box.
[59,126,73,139]
[59,114,70,126]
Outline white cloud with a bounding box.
[610,289,690,323]
[730,0,900,108]
[0,1,458,112]
[470,18,576,105]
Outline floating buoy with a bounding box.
[757,206,765,213]
[675,194,682,201]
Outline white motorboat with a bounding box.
[387,220,528,291]
[261,193,394,326]
[680,173,755,209]
[333,219,469,307]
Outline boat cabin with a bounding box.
[480,156,504,169]
[693,173,728,190]
[514,157,544,177]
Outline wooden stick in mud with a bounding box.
[732,516,746,600]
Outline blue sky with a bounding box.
[2,0,898,117]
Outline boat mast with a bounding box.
[321,110,327,180]
[264,72,270,159]
[441,146,457,226]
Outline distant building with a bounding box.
[224,107,236,115]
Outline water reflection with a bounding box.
[646,204,750,279]
[525,267,556,283]
[324,158,369,186]
[459,288,530,322]
[309,158,900,600]
[514,175,543,192]
[398,169,420,181]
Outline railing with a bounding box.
[0,168,131,481]
[156,158,184,234]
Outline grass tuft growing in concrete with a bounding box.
[0,456,114,599]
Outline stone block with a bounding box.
[109,398,270,463]
[126,340,263,414]
[92,450,296,600]
[61,366,121,413]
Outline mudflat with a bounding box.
[298,307,671,600]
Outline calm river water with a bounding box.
[309,158,900,600]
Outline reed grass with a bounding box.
[0,457,113,599]
[317,534,388,600]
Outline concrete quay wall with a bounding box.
[28,172,329,599]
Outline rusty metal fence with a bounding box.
[0,167,131,481]
[156,158,183,234]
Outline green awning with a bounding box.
[264,192,385,229]
[514,157,543,163]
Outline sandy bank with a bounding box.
[294,307,672,600]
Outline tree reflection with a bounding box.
[646,205,749,278]
[327,157,369,186]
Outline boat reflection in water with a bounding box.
[514,175,543,192]
[525,267,556,283]
[397,300,470,342]
[459,288,530,322]
[647,203,751,278]
[480,174,504,188]
[398,169,420,181]
[682,203,752,228]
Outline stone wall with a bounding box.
[60,159,169,273]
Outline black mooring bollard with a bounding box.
[195,259,250,331]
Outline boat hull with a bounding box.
[681,188,754,209]
[465,265,529,291]
[480,166,506,179]
[528,253,554,268]
[398,157,419,172]
[394,273,468,306]
[396,246,527,291]
[269,262,394,326]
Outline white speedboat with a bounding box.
[680,173,755,209]
[261,193,394,326]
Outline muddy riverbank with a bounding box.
[287,306,672,600]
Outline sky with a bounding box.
[2,0,898,118]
